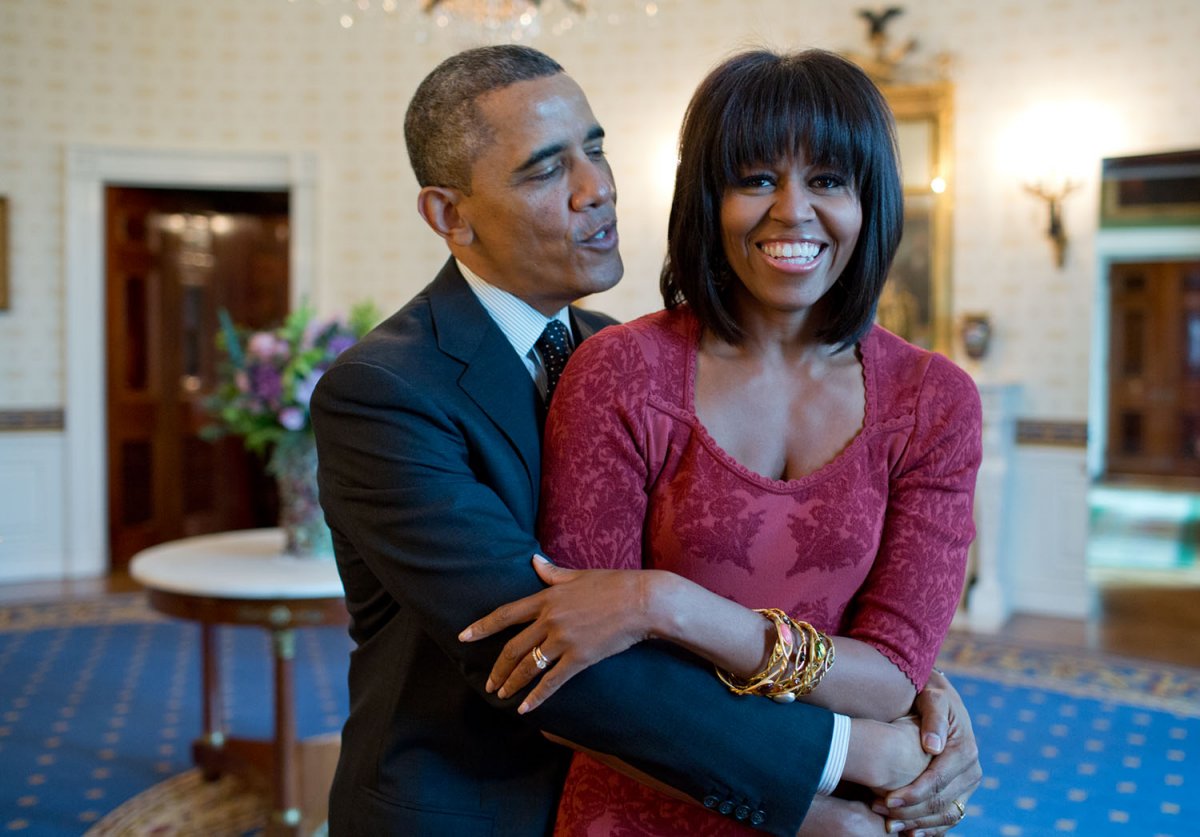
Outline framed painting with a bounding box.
[875,82,954,352]
[0,197,8,310]
[1100,149,1200,228]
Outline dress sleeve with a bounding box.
[539,327,649,571]
[843,355,983,689]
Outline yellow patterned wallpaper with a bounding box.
[1,0,1198,419]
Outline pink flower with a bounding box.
[248,332,278,359]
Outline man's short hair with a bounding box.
[404,45,564,193]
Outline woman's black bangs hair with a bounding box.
[712,58,871,191]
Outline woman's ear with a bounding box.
[416,186,474,247]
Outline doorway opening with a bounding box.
[105,186,290,567]
[1090,255,1200,576]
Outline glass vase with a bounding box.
[267,432,333,559]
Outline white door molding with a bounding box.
[64,146,318,577]
[1089,227,1200,480]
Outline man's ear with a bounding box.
[416,186,474,247]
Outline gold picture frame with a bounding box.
[875,82,954,353]
[0,197,8,310]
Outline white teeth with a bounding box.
[762,241,820,261]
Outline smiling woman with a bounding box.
[718,151,863,326]
[466,48,984,837]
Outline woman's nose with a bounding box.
[771,180,815,224]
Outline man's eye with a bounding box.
[530,163,563,181]
[586,145,606,160]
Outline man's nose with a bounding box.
[570,158,615,211]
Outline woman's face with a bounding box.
[719,149,862,321]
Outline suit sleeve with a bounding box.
[313,354,833,836]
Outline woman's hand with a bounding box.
[872,670,981,834]
[459,555,663,713]
[796,796,888,836]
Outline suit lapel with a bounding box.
[428,261,543,494]
[571,309,602,343]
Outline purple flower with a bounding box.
[249,363,284,406]
[328,334,355,357]
[278,406,306,431]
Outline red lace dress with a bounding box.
[539,307,982,836]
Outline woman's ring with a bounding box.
[532,646,549,671]
[952,798,966,821]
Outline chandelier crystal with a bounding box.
[293,0,663,41]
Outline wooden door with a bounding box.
[1106,260,1200,481]
[106,187,291,567]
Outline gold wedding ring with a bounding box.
[952,798,966,821]
[532,645,549,671]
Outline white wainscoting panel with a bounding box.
[1006,445,1093,619]
[0,433,67,582]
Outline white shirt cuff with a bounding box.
[816,713,851,795]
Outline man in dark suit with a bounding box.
[312,45,979,837]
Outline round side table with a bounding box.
[130,528,347,837]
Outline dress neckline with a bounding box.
[679,311,876,491]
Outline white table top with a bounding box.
[129,529,345,600]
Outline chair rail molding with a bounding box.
[65,145,319,578]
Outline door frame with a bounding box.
[1089,226,1200,481]
[65,146,318,578]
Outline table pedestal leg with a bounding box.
[194,622,226,779]
[268,627,302,837]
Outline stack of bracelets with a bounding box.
[715,608,836,704]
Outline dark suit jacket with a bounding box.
[312,259,834,836]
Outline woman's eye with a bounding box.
[811,174,847,190]
[739,174,775,189]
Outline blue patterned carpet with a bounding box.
[0,596,349,834]
[937,633,1198,836]
[1,597,1197,836]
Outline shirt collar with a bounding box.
[457,259,571,359]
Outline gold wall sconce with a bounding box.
[1023,179,1077,268]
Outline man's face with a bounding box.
[454,73,622,315]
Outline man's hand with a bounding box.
[872,669,981,834]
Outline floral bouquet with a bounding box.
[205,300,378,556]
[204,300,377,454]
